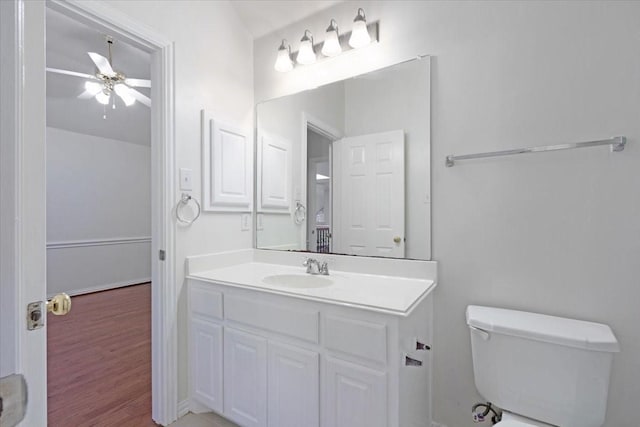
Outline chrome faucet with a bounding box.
[303,258,329,275]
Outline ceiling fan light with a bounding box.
[296,30,316,65]
[274,40,294,72]
[95,90,110,105]
[114,83,136,106]
[349,8,371,49]
[84,81,102,95]
[321,19,342,57]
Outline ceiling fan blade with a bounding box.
[128,87,151,107]
[125,78,151,88]
[88,52,115,76]
[47,67,97,80]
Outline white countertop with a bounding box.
[187,262,436,316]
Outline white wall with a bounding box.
[104,0,254,404]
[256,82,344,249]
[254,2,640,426]
[344,59,431,259]
[46,127,151,296]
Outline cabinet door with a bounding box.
[191,318,223,412]
[323,357,387,427]
[224,328,267,427]
[268,342,319,427]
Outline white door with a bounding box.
[191,318,223,413]
[224,328,268,427]
[0,1,48,425]
[268,342,319,427]
[323,357,387,427]
[333,130,405,258]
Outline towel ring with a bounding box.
[294,201,306,225]
[176,193,201,225]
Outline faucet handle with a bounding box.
[319,261,329,275]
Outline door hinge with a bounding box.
[159,249,166,261]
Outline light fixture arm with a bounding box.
[279,39,291,54]
[326,19,339,34]
[301,29,314,46]
[354,8,366,22]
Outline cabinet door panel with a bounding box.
[324,357,387,427]
[191,318,223,412]
[224,328,267,427]
[268,342,319,427]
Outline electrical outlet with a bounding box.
[241,213,250,231]
[179,168,193,191]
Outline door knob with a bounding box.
[47,293,71,316]
[393,236,402,244]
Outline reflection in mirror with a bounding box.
[256,57,431,260]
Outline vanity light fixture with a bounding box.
[321,19,342,57]
[274,39,294,72]
[274,9,378,73]
[349,8,371,49]
[296,30,317,65]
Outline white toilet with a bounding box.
[466,305,620,427]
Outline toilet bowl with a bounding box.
[496,411,555,427]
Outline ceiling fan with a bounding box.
[46,36,151,109]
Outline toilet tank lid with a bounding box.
[466,305,620,353]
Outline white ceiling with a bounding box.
[46,2,343,145]
[230,0,343,39]
[46,8,151,146]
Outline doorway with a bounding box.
[300,114,341,253]
[45,6,153,425]
[0,1,177,425]
[306,128,333,253]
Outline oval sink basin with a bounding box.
[262,274,333,289]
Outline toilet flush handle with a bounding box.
[469,325,490,341]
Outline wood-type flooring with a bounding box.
[47,283,156,427]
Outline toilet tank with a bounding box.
[466,306,619,427]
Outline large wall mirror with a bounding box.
[256,57,431,260]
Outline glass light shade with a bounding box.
[95,90,110,105]
[84,81,102,95]
[274,47,293,72]
[349,19,371,49]
[296,34,316,65]
[114,83,136,106]
[321,29,341,57]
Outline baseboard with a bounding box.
[177,399,190,418]
[432,422,448,427]
[48,277,151,298]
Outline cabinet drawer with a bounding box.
[226,295,319,343]
[190,283,223,320]
[324,315,387,365]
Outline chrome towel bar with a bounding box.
[445,136,626,167]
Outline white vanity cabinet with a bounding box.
[224,327,268,426]
[188,278,433,427]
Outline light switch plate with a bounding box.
[241,214,250,231]
[179,168,193,191]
